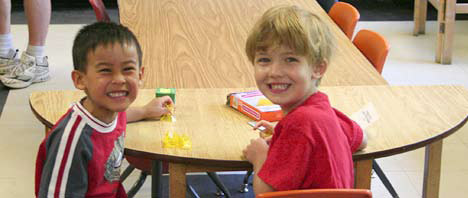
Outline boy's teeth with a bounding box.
[108,92,127,97]
[271,84,288,90]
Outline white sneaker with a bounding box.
[0,48,19,75]
[1,52,50,89]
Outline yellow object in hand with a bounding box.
[260,130,273,138]
[160,103,175,122]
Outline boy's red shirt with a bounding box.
[258,91,363,190]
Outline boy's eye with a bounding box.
[286,57,299,62]
[123,66,137,72]
[256,57,271,63]
[98,68,111,73]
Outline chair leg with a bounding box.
[187,185,201,198]
[120,165,135,182]
[127,171,149,198]
[152,160,163,198]
[206,172,232,198]
[239,170,253,193]
[373,160,399,198]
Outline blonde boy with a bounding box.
[243,5,367,194]
[35,22,172,197]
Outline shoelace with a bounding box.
[13,60,34,76]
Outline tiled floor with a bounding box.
[1,20,468,197]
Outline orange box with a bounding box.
[227,90,283,122]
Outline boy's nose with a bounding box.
[112,73,126,84]
[269,62,283,77]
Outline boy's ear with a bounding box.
[312,61,328,79]
[138,66,145,87]
[71,70,86,90]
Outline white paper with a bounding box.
[350,103,379,129]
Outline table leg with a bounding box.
[422,140,443,198]
[151,160,163,198]
[45,126,51,136]
[169,163,187,198]
[413,0,427,35]
[436,0,456,64]
[354,159,373,189]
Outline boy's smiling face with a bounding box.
[72,42,143,123]
[254,45,326,114]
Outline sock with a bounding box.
[0,33,14,57]
[26,45,46,57]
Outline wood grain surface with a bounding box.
[30,85,468,166]
[118,0,387,88]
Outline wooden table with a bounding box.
[118,0,386,88]
[30,86,468,198]
[414,0,468,64]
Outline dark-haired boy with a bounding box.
[35,22,172,198]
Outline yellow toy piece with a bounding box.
[162,132,192,149]
[160,103,175,122]
[257,98,274,106]
[260,130,273,138]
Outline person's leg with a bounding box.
[24,0,50,56]
[0,0,14,56]
[24,0,50,46]
[1,0,51,88]
[0,0,17,75]
[0,0,11,34]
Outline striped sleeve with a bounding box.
[36,112,93,198]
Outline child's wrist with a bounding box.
[141,106,151,119]
[253,157,266,168]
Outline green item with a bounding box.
[156,88,176,102]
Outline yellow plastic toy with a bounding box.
[162,131,192,149]
[160,103,175,122]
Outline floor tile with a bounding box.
[0,178,31,197]
[407,171,468,198]
[371,171,420,198]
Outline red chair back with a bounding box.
[89,0,111,22]
[353,29,390,74]
[125,155,169,174]
[256,189,372,198]
[328,2,360,40]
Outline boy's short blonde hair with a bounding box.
[245,5,333,66]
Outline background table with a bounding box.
[118,0,386,88]
[30,85,468,198]
[414,0,468,64]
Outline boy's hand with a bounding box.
[357,129,368,151]
[254,120,275,139]
[243,138,269,167]
[143,96,174,119]
[253,120,274,131]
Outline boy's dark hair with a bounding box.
[72,22,143,72]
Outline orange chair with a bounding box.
[256,189,372,198]
[352,29,390,74]
[328,2,360,40]
[353,29,396,198]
